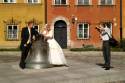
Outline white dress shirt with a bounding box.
[100,26,111,41]
[27,27,31,44]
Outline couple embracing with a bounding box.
[19,21,67,69]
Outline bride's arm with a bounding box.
[44,30,53,39]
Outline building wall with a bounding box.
[47,0,120,48]
[0,0,45,48]
[122,0,125,38]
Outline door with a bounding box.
[54,20,67,48]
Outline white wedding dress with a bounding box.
[43,30,67,65]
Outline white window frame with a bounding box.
[6,25,19,40]
[99,0,115,5]
[3,0,16,3]
[76,0,92,5]
[26,0,40,3]
[53,0,69,5]
[77,23,90,39]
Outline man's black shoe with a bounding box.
[105,67,110,70]
[102,66,106,68]
[19,64,25,69]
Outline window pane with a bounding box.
[78,0,84,5]
[28,0,32,3]
[79,34,83,38]
[13,26,17,39]
[78,24,83,38]
[10,0,14,2]
[84,0,89,5]
[79,24,83,29]
[107,0,113,4]
[84,29,88,33]
[8,26,12,39]
[78,0,89,5]
[84,34,88,38]
[13,26,17,34]
[61,0,66,4]
[8,26,12,32]
[55,0,60,4]
[84,24,88,29]
[7,25,18,40]
[4,0,8,2]
[100,0,106,5]
[34,0,38,3]
[84,24,89,38]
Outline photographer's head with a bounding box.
[99,23,106,28]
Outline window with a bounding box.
[3,0,16,3]
[53,0,68,5]
[77,0,91,5]
[99,0,115,5]
[7,25,19,40]
[27,0,40,3]
[33,25,40,32]
[77,23,89,39]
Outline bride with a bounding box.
[42,24,67,66]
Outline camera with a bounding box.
[95,27,101,33]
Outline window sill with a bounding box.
[97,4,116,7]
[75,4,93,7]
[6,39,19,41]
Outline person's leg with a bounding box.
[19,44,31,69]
[24,44,31,63]
[105,41,111,70]
[19,48,27,69]
[103,41,107,66]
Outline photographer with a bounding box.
[96,23,111,70]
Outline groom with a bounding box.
[19,21,38,69]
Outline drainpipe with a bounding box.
[120,0,123,48]
[45,0,47,24]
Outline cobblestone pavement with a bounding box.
[0,51,125,83]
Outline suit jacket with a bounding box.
[20,27,39,50]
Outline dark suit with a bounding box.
[19,27,39,69]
